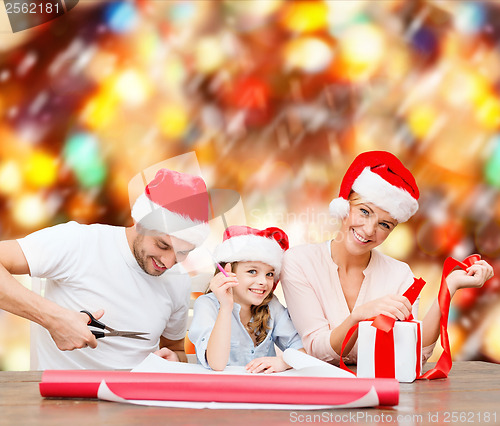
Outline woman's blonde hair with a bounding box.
[348,191,398,226]
[207,262,272,346]
[348,191,363,206]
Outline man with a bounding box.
[0,168,210,369]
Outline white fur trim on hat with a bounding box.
[213,234,285,278]
[131,193,209,247]
[169,222,210,247]
[352,167,419,223]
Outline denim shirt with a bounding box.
[189,293,303,368]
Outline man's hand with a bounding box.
[153,347,180,362]
[45,308,103,351]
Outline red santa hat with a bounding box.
[329,151,419,223]
[213,225,289,287]
[131,169,210,247]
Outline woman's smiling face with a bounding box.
[341,194,397,256]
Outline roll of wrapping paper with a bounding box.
[39,370,399,406]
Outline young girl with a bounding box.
[281,151,494,365]
[189,225,304,373]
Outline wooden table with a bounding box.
[1,362,499,426]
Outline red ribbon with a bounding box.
[421,254,480,380]
[340,255,480,380]
[374,327,395,378]
[415,321,422,377]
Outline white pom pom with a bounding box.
[329,197,350,219]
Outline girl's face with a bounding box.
[341,199,397,256]
[232,261,275,308]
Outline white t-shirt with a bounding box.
[18,221,191,370]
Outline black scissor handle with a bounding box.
[90,330,105,339]
[81,310,106,330]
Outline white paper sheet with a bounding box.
[132,348,355,378]
[131,353,249,375]
[97,349,374,410]
[282,348,355,378]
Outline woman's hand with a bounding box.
[351,295,412,322]
[446,260,494,295]
[245,356,290,374]
[209,264,238,309]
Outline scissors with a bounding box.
[81,310,150,341]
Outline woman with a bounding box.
[281,151,494,365]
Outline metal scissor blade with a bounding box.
[118,334,150,341]
[113,330,149,336]
[105,331,150,340]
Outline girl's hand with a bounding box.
[245,356,290,374]
[447,260,494,294]
[352,295,412,322]
[209,264,238,309]
[153,347,179,362]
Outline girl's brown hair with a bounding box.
[207,262,272,346]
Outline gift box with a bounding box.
[357,320,422,383]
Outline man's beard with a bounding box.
[132,234,164,276]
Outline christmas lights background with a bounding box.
[1,0,500,370]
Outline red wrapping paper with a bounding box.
[40,370,399,406]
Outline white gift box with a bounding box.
[357,320,422,383]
